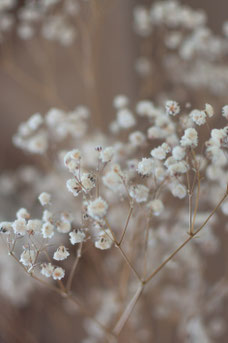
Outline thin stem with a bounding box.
[191,166,201,234]
[66,242,83,292]
[144,190,228,284]
[118,245,142,282]
[113,283,143,335]
[104,217,142,282]
[118,206,133,246]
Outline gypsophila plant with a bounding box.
[1,1,228,342]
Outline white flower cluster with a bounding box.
[0,0,80,45]
[13,106,89,155]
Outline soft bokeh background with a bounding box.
[0,1,228,343]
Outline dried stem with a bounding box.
[66,242,83,292]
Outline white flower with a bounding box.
[87,197,108,220]
[66,178,81,197]
[64,149,81,166]
[113,95,129,109]
[117,109,136,129]
[222,105,228,120]
[95,229,113,250]
[56,221,71,233]
[27,113,43,130]
[46,108,65,127]
[20,249,36,267]
[52,267,65,280]
[165,100,180,116]
[27,220,42,234]
[41,222,54,238]
[137,158,155,176]
[41,263,54,278]
[161,143,171,153]
[99,147,114,163]
[129,184,149,203]
[171,183,187,199]
[147,199,164,216]
[172,146,186,160]
[53,246,70,261]
[147,126,163,140]
[129,131,146,147]
[12,218,27,235]
[180,128,198,147]
[38,192,51,206]
[151,146,166,160]
[69,229,86,244]
[16,208,30,220]
[210,129,226,146]
[27,132,48,154]
[205,104,214,118]
[168,161,189,175]
[190,110,206,126]
[81,173,95,192]
[102,170,123,192]
[136,101,155,117]
[42,210,53,222]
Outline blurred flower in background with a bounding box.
[1,1,228,343]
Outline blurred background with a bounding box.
[0,1,228,342]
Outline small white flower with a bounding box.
[205,104,214,118]
[222,105,228,120]
[102,169,123,192]
[137,158,155,176]
[147,126,163,140]
[165,100,180,116]
[129,184,149,203]
[53,246,70,261]
[38,192,51,206]
[27,219,42,234]
[27,132,48,154]
[87,197,108,220]
[16,208,30,220]
[95,229,113,250]
[172,146,186,160]
[66,178,81,197]
[56,221,71,234]
[81,173,95,192]
[12,218,27,235]
[64,149,81,167]
[41,222,54,238]
[210,129,226,146]
[99,147,114,163]
[27,113,43,130]
[180,128,198,147]
[129,131,146,147]
[113,95,129,109]
[46,108,65,127]
[20,249,36,267]
[52,267,65,280]
[41,263,54,278]
[168,161,189,175]
[136,101,155,117]
[190,109,206,126]
[117,108,136,129]
[171,183,187,199]
[147,199,164,216]
[42,210,53,222]
[69,229,86,244]
[151,146,166,160]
